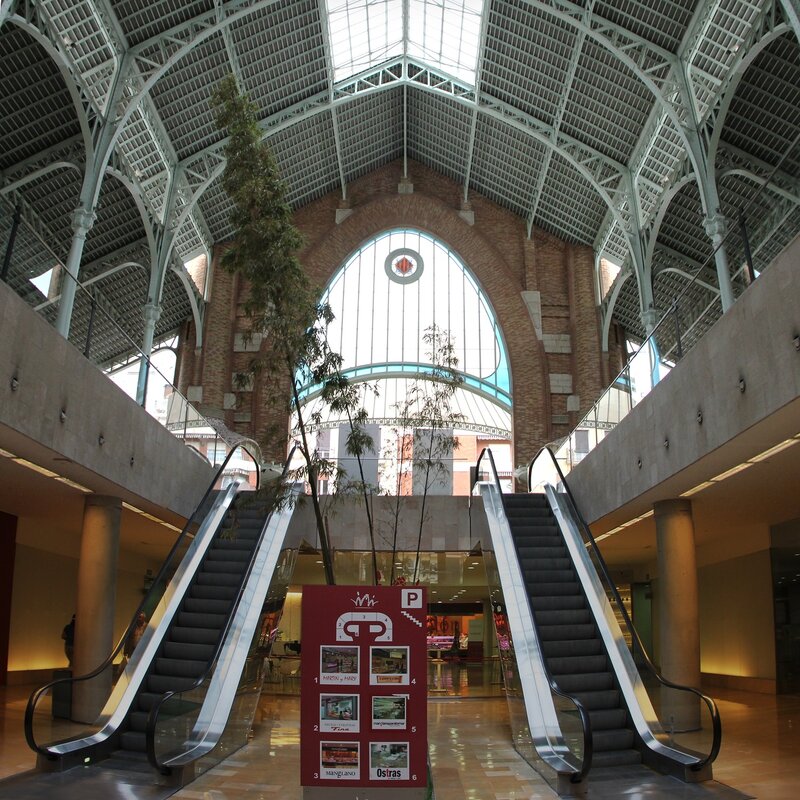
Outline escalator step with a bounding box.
[224,520,263,531]
[517,557,571,571]
[211,538,257,551]
[154,657,208,678]
[237,513,264,531]
[523,569,576,584]
[169,626,221,645]
[103,750,151,772]
[547,654,608,675]
[147,674,197,694]
[504,494,549,507]
[183,597,234,615]
[512,524,561,537]
[534,609,593,627]
[204,549,251,563]
[129,710,148,733]
[163,641,217,661]
[177,611,227,629]
[528,582,582,597]
[190,584,238,601]
[532,595,586,611]
[505,508,552,519]
[120,730,147,753]
[195,572,242,587]
[517,546,568,560]
[591,749,642,768]
[553,671,615,693]
[572,689,622,710]
[515,535,563,549]
[537,623,597,641]
[135,692,163,712]
[588,708,628,730]
[233,505,270,516]
[201,560,247,574]
[593,728,635,752]
[541,638,602,658]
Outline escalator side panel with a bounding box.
[545,487,705,775]
[506,494,641,770]
[476,482,581,782]
[160,493,298,773]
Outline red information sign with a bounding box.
[300,585,428,789]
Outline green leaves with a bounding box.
[213,74,338,583]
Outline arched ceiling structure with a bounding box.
[1,0,799,369]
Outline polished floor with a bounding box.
[1,672,798,799]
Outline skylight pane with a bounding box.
[327,0,405,82]
[325,0,484,85]
[407,0,483,84]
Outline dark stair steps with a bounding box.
[109,496,270,762]
[503,492,643,772]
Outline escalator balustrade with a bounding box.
[504,493,643,770]
[117,499,268,758]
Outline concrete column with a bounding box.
[72,495,121,723]
[654,498,701,732]
[704,213,735,312]
[56,207,96,338]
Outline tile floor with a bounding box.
[1,679,798,799]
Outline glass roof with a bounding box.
[301,377,512,438]
[326,0,485,84]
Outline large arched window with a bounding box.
[299,228,511,437]
[293,228,513,495]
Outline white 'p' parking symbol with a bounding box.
[401,589,422,609]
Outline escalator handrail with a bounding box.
[145,444,299,775]
[24,444,259,760]
[528,445,722,769]
[473,447,593,784]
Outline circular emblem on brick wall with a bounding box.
[384,248,424,284]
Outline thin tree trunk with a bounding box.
[291,373,335,585]
[345,406,378,585]
[390,425,408,584]
[413,420,437,584]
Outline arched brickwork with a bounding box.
[295,171,549,470]
[182,160,607,471]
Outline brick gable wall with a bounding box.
[178,160,612,470]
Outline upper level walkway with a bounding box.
[567,233,800,537]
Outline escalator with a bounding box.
[506,492,648,770]
[117,496,272,762]
[24,448,298,789]
[474,447,721,794]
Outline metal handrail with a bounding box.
[24,444,262,759]
[472,447,593,784]
[527,445,722,770]
[145,444,298,775]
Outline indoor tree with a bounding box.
[211,75,340,582]
[409,325,465,583]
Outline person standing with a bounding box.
[62,614,75,665]
[123,612,147,663]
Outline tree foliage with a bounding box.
[211,75,337,582]
[410,326,465,582]
[378,325,465,583]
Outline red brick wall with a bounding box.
[179,159,608,471]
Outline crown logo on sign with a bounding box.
[352,592,378,608]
